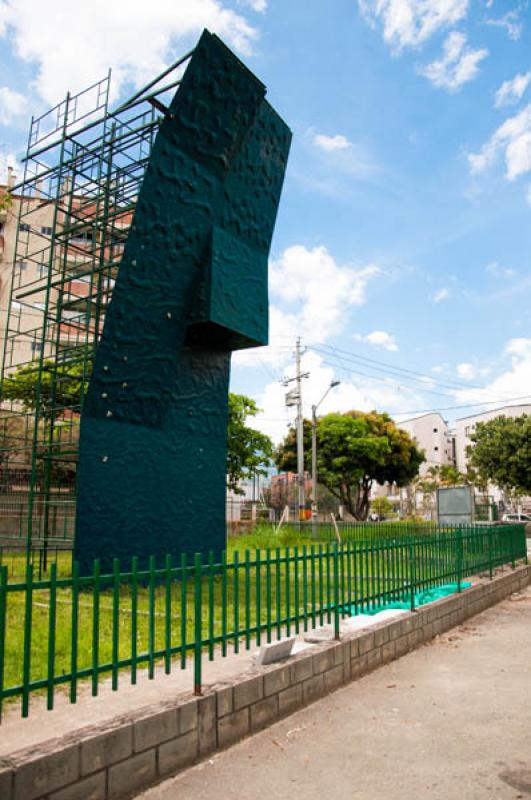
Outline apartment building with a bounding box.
[399,412,455,475]
[0,167,56,368]
[0,166,131,376]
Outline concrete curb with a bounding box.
[1,564,529,800]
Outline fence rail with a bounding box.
[0,519,519,580]
[0,524,526,719]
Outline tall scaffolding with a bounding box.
[0,53,193,563]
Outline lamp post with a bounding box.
[311,380,340,527]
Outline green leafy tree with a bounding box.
[370,496,394,518]
[1,360,89,420]
[275,410,424,520]
[227,393,272,494]
[468,414,531,494]
[0,190,13,212]
[273,419,312,473]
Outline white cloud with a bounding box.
[0,151,20,183]
[418,32,488,91]
[432,287,450,302]
[238,0,267,11]
[453,338,531,408]
[457,362,476,379]
[353,330,398,351]
[313,133,351,152]
[495,72,531,108]
[358,0,469,52]
[269,245,380,345]
[233,244,381,371]
[0,86,27,125]
[485,11,522,41]
[0,0,259,105]
[485,261,517,279]
[230,247,424,443]
[469,104,531,180]
[252,349,425,443]
[296,130,382,195]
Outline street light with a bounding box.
[311,380,340,525]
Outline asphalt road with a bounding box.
[137,584,531,800]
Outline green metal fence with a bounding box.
[297,520,440,542]
[0,524,526,719]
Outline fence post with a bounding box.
[457,528,463,593]
[511,527,516,570]
[194,553,202,696]
[22,562,33,717]
[333,543,340,640]
[488,526,493,580]
[408,541,415,611]
[0,565,7,722]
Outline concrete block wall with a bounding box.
[1,564,529,800]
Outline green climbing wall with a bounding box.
[75,31,291,573]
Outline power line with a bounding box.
[315,350,518,406]
[387,394,531,418]
[313,342,512,400]
[256,392,531,422]
[315,356,531,415]
[316,355,478,401]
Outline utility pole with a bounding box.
[311,380,340,531]
[295,337,305,522]
[283,338,309,522]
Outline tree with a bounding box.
[1,360,89,420]
[370,496,393,518]
[275,410,424,520]
[273,419,312,473]
[468,414,531,494]
[226,393,272,494]
[1,360,273,492]
[0,190,12,213]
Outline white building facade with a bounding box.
[399,412,455,475]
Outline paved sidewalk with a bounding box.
[137,584,531,800]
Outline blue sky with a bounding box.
[1,0,530,441]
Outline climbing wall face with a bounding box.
[75,31,291,572]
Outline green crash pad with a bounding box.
[346,582,472,616]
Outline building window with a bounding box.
[433,428,438,433]
[15,260,27,272]
[30,342,42,355]
[41,226,53,236]
[38,264,47,276]
[72,230,93,243]
[434,446,439,451]
[19,223,30,233]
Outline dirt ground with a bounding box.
[137,584,531,800]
